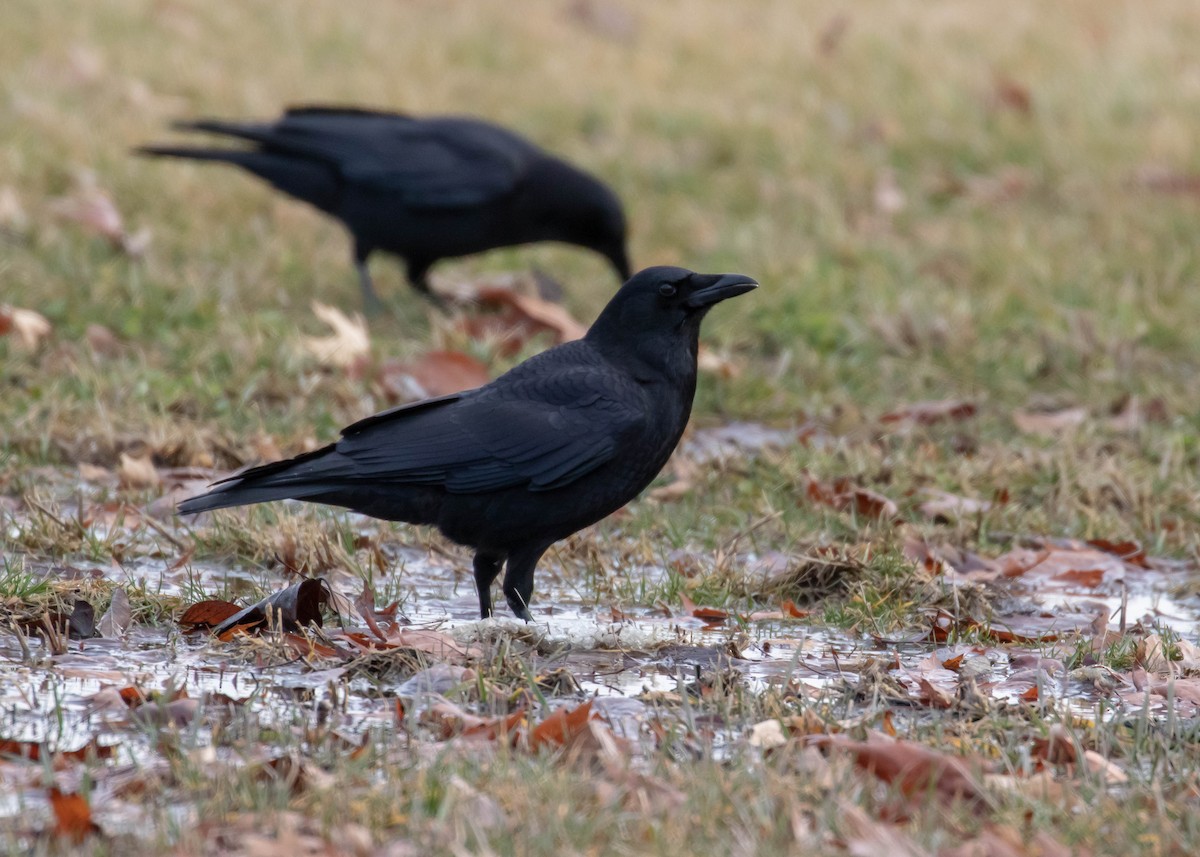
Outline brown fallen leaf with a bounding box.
[678,593,728,624]
[97,587,131,639]
[1012,406,1087,436]
[48,788,99,843]
[178,599,242,630]
[378,350,490,402]
[804,474,900,521]
[298,302,370,369]
[0,305,52,350]
[474,285,586,342]
[991,75,1032,115]
[881,399,976,426]
[815,735,990,807]
[1133,164,1200,195]
[118,451,160,489]
[354,582,389,643]
[422,701,525,742]
[529,700,597,750]
[451,277,587,354]
[919,490,991,522]
[85,323,121,357]
[212,579,330,639]
[942,825,1082,857]
[50,177,148,256]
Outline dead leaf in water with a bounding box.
[211,579,330,639]
[48,788,98,843]
[97,587,131,638]
[178,599,241,630]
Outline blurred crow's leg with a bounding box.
[353,245,384,315]
[502,545,547,623]
[473,552,505,619]
[407,261,449,312]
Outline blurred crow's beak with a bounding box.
[685,273,758,308]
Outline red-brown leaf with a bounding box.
[178,599,241,630]
[49,788,98,842]
[880,399,976,426]
[816,736,989,806]
[378,350,490,402]
[530,700,596,750]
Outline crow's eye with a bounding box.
[658,283,677,297]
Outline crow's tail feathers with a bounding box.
[177,446,346,517]
[134,146,341,212]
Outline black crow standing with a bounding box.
[178,266,756,620]
[138,107,631,310]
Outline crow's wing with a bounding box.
[337,368,645,493]
[180,108,538,208]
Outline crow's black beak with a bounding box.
[685,273,758,308]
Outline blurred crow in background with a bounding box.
[178,266,756,620]
[139,107,631,310]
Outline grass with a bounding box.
[3,0,1200,854]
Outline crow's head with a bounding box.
[526,159,630,281]
[587,266,757,371]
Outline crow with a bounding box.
[138,106,631,310]
[178,266,756,620]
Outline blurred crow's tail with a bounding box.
[135,146,340,212]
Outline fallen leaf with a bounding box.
[991,75,1032,115]
[212,579,330,639]
[1085,538,1149,567]
[423,702,525,742]
[919,490,991,522]
[50,177,147,256]
[1012,406,1087,436]
[0,186,27,231]
[748,719,789,750]
[117,451,160,489]
[1133,164,1200,195]
[85,323,121,357]
[178,599,242,630]
[804,474,900,521]
[816,13,851,56]
[378,350,489,402]
[781,599,809,619]
[529,700,597,750]
[97,587,131,639]
[881,399,976,426]
[0,305,52,350]
[299,302,370,369]
[473,285,586,342]
[566,0,637,42]
[815,735,990,807]
[354,583,389,642]
[383,628,481,662]
[679,593,728,623]
[48,788,98,843]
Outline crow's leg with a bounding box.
[501,544,548,623]
[353,244,384,315]
[473,552,505,619]
[406,261,448,312]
